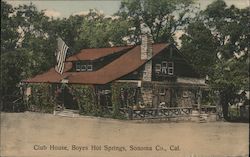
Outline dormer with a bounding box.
[65,46,133,72]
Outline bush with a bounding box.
[111,82,133,119]
[28,83,55,113]
[70,85,101,116]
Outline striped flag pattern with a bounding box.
[55,38,69,74]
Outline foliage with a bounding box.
[111,82,133,118]
[52,9,130,51]
[1,49,30,95]
[180,20,217,76]
[77,9,130,49]
[28,84,55,113]
[1,2,57,97]
[205,1,249,120]
[70,85,101,116]
[111,83,122,118]
[180,0,249,120]
[203,0,250,60]
[116,0,195,44]
[1,1,19,52]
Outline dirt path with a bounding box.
[1,112,249,157]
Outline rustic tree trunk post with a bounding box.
[52,84,56,115]
[198,88,202,114]
[128,107,133,120]
[214,90,221,119]
[170,88,172,107]
[62,84,65,110]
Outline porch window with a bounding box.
[76,62,81,71]
[159,88,166,95]
[168,62,174,75]
[183,91,189,97]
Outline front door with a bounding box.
[57,86,78,110]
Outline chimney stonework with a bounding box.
[142,60,152,81]
[141,34,153,82]
[141,34,153,60]
[140,24,154,106]
[141,23,153,106]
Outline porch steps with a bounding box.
[54,109,80,118]
[199,114,208,123]
[191,110,209,122]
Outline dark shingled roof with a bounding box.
[24,43,169,84]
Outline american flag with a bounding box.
[55,38,69,74]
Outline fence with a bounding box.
[1,95,25,112]
[107,106,217,120]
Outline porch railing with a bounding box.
[128,107,193,119]
[103,106,217,120]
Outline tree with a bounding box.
[1,2,56,97]
[116,0,195,44]
[205,1,249,120]
[180,20,217,76]
[1,1,19,52]
[1,49,33,95]
[180,0,249,120]
[14,3,57,71]
[49,9,131,52]
[76,9,130,49]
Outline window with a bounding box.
[81,65,87,71]
[159,88,166,95]
[161,61,168,74]
[183,91,189,97]
[87,65,93,71]
[162,61,167,68]
[76,62,93,72]
[168,62,174,75]
[76,62,81,71]
[156,61,174,75]
[155,64,161,74]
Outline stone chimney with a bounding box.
[141,34,153,60]
[140,23,153,81]
[140,22,154,106]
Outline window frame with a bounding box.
[159,87,166,95]
[162,61,168,68]
[87,65,93,71]
[81,65,87,71]
[168,62,174,75]
[155,64,161,74]
[76,62,81,71]
[183,91,189,98]
[161,61,168,74]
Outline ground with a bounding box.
[0,112,249,157]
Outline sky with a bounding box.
[6,0,250,18]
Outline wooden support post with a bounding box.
[197,88,202,114]
[51,84,56,115]
[97,90,101,110]
[128,108,133,120]
[215,90,222,119]
[170,88,173,107]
